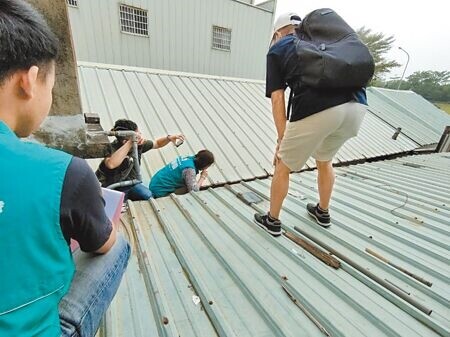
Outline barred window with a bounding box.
[119,4,149,37]
[67,0,78,7]
[212,26,231,51]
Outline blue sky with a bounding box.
[272,0,450,79]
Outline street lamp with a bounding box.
[397,46,410,90]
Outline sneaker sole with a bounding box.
[253,219,282,237]
[307,210,331,228]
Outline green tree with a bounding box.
[407,70,450,87]
[382,71,450,102]
[357,27,400,82]
[405,71,450,101]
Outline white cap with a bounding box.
[273,12,301,34]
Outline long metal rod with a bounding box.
[281,283,331,337]
[384,278,411,296]
[366,248,433,287]
[294,226,432,315]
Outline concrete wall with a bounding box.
[28,0,82,117]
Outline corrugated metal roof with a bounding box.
[79,62,418,185]
[98,153,450,337]
[366,87,450,146]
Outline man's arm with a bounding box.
[104,140,132,169]
[271,89,287,166]
[266,49,287,163]
[95,226,116,254]
[271,89,287,143]
[61,157,117,254]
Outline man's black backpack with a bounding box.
[293,8,375,88]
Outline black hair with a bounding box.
[112,119,138,132]
[0,0,59,84]
[194,150,215,170]
[112,119,138,142]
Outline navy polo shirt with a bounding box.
[266,34,367,122]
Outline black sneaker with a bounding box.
[307,203,331,227]
[254,213,282,237]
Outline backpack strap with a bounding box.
[286,88,294,120]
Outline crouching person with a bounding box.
[95,119,185,201]
[149,150,215,198]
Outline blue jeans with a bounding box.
[121,183,152,201]
[59,234,130,337]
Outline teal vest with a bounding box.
[149,156,197,197]
[0,121,74,336]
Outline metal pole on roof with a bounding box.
[397,46,410,90]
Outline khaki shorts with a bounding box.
[279,102,367,171]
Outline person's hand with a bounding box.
[168,134,185,144]
[273,143,281,166]
[136,131,145,145]
[200,170,208,180]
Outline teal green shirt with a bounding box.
[149,156,197,198]
[0,121,74,337]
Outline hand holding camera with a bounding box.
[168,134,185,147]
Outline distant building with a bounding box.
[67,0,275,80]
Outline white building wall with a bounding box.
[67,0,275,80]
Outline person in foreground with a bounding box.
[95,118,185,201]
[254,12,369,236]
[0,1,130,336]
[149,150,215,198]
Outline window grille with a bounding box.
[212,26,231,51]
[119,4,149,37]
[67,0,78,7]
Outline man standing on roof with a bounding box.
[149,150,215,198]
[95,118,185,201]
[0,1,129,336]
[254,12,368,236]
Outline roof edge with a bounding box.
[232,0,274,13]
[369,86,415,94]
[77,61,265,84]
